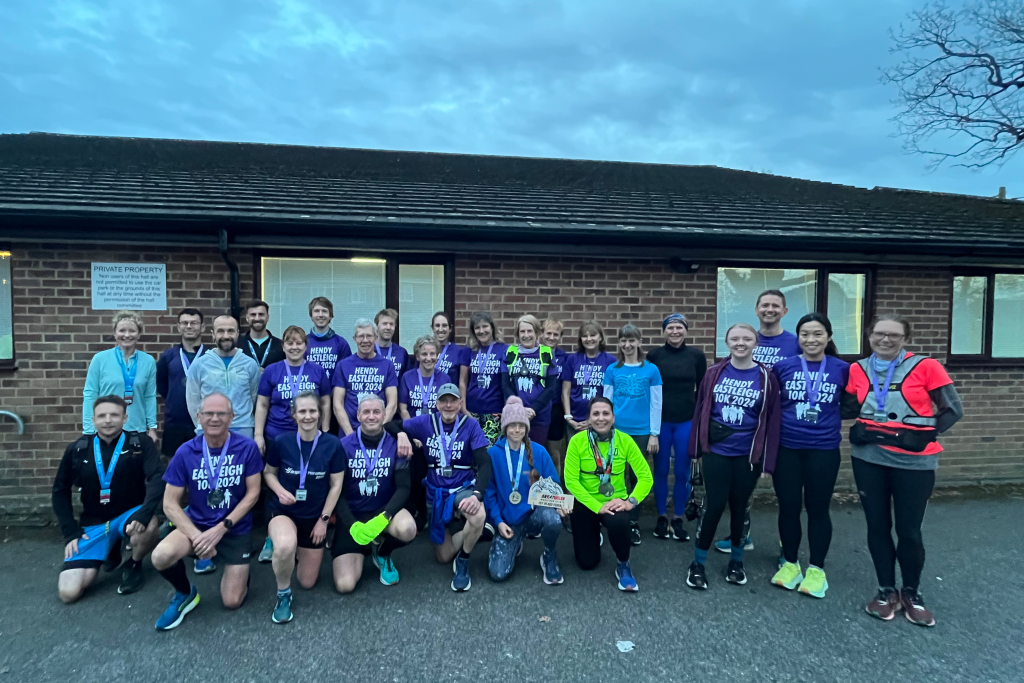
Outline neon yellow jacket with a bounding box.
[564,428,652,514]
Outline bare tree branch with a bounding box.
[883,0,1024,169]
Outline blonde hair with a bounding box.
[514,314,542,342]
[413,335,440,358]
[724,323,758,342]
[112,310,144,335]
[542,317,564,333]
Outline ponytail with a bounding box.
[524,436,539,485]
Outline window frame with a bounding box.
[0,245,14,371]
[252,249,455,346]
[947,268,1024,366]
[714,263,874,362]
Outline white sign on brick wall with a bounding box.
[91,263,167,311]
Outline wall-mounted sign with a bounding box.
[91,263,167,311]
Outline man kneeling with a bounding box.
[151,393,263,630]
[53,395,164,603]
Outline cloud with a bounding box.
[0,0,1018,196]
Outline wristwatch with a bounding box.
[626,497,639,507]
[320,514,330,523]
[222,518,234,531]
[472,490,484,502]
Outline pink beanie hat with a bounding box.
[500,396,531,432]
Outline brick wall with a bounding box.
[0,244,253,521]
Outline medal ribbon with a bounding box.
[435,415,463,468]
[202,433,231,492]
[416,369,436,415]
[180,344,203,372]
[587,428,615,478]
[375,343,393,360]
[474,343,494,375]
[93,433,126,496]
[285,362,306,399]
[296,430,320,490]
[247,339,270,368]
[113,348,138,400]
[868,353,902,420]
[798,355,828,411]
[504,441,526,497]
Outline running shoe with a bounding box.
[900,588,936,627]
[540,549,564,585]
[271,592,293,624]
[525,530,541,540]
[599,532,604,547]
[155,585,200,631]
[653,516,670,539]
[771,562,804,591]
[451,556,472,592]
[372,545,400,586]
[615,561,638,592]
[865,588,901,621]
[258,537,274,563]
[725,560,747,585]
[686,561,708,590]
[117,561,145,595]
[715,535,753,553]
[193,557,216,574]
[670,518,690,542]
[798,566,828,599]
[630,522,642,546]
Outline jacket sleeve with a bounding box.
[52,444,81,543]
[143,358,158,430]
[930,384,964,434]
[82,356,100,434]
[649,384,663,436]
[688,373,710,459]
[530,376,559,414]
[185,361,201,427]
[473,446,493,495]
[761,370,782,474]
[128,435,166,527]
[484,459,503,526]
[156,351,169,399]
[383,466,411,519]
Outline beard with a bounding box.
[217,337,236,352]
[249,320,266,333]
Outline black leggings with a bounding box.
[571,503,632,569]
[851,457,934,590]
[772,446,841,568]
[695,452,762,552]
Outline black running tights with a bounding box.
[695,452,762,552]
[772,446,841,568]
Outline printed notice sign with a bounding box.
[91,263,167,311]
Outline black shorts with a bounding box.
[162,425,196,459]
[270,510,326,550]
[330,509,386,558]
[189,529,253,565]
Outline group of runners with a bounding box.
[56,289,963,630]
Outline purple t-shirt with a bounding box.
[561,351,617,421]
[339,430,408,515]
[399,368,452,417]
[435,342,464,380]
[773,355,850,450]
[266,431,346,518]
[376,343,409,380]
[501,346,560,425]
[332,354,399,425]
[753,330,801,369]
[709,363,765,457]
[257,360,332,438]
[403,414,489,489]
[461,342,508,414]
[163,434,264,534]
[305,329,352,374]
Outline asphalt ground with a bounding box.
[2,495,1022,683]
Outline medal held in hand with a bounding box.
[528,477,574,511]
[202,433,231,510]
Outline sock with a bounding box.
[124,557,141,570]
[378,535,408,558]
[159,560,191,595]
[694,547,708,566]
[457,548,471,561]
[730,544,744,562]
[277,587,292,598]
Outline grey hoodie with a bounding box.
[185,349,260,431]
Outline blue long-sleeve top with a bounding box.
[484,436,560,527]
[82,347,157,434]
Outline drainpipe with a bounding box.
[218,228,242,320]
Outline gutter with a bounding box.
[218,228,242,320]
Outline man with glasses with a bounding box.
[186,315,260,439]
[151,393,264,630]
[331,319,399,435]
[239,300,285,372]
[157,309,208,460]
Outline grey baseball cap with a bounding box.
[437,383,461,399]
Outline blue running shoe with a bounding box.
[271,592,293,624]
[372,545,400,586]
[451,556,472,592]
[193,557,216,574]
[616,561,638,592]
[715,536,753,553]
[540,549,563,585]
[155,585,200,631]
[258,537,273,563]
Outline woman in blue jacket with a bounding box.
[485,397,565,585]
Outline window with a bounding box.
[716,266,869,358]
[952,272,1024,360]
[0,251,11,365]
[258,255,451,346]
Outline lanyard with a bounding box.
[587,429,615,476]
[202,433,232,492]
[375,343,393,360]
[247,339,270,368]
[798,355,828,410]
[180,345,204,372]
[285,362,306,398]
[474,343,494,373]
[113,348,138,398]
[434,414,463,467]
[416,369,436,414]
[296,430,320,490]
[357,427,384,478]
[581,359,599,386]
[868,353,901,417]
[438,343,452,368]
[93,433,126,495]
[504,441,526,495]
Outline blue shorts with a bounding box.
[62,505,142,571]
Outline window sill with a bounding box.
[945,356,1024,369]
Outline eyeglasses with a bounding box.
[179,321,202,327]
[869,332,905,342]
[198,411,231,419]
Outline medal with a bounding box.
[504,440,526,506]
[441,467,454,477]
[296,430,321,503]
[114,348,138,406]
[365,477,379,488]
[93,433,126,506]
[474,344,494,389]
[874,411,888,423]
[509,491,522,504]
[804,408,820,423]
[599,480,615,497]
[798,355,828,424]
[588,428,616,498]
[295,489,307,501]
[207,489,225,507]
[435,415,463,476]
[202,433,231,511]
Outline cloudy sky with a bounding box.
[1,0,1019,197]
